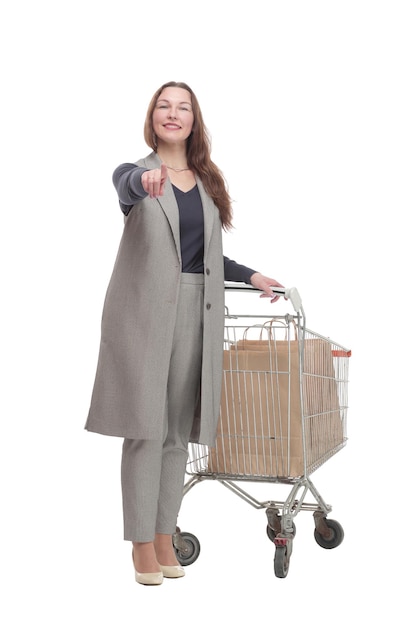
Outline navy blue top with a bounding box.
[112,163,257,284]
[173,184,205,273]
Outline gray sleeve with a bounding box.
[112,163,149,215]
[223,256,258,284]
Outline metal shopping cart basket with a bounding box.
[173,283,351,578]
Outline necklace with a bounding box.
[166,165,190,172]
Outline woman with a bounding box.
[85,81,285,585]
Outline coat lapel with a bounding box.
[157,184,182,263]
[143,153,182,263]
[196,178,215,264]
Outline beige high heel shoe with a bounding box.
[132,550,163,586]
[134,570,163,585]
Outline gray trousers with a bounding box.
[121,274,204,542]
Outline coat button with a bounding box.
[206,303,211,310]
[206,268,210,275]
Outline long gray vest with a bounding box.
[85,152,225,446]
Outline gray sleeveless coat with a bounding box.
[85,152,225,446]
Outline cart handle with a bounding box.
[224,282,303,313]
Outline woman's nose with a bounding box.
[168,109,177,119]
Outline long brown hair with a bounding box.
[144,81,233,231]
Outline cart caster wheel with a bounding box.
[173,531,201,566]
[274,543,292,578]
[267,522,296,542]
[314,518,344,549]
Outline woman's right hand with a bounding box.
[141,164,168,198]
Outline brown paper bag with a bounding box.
[208,333,343,478]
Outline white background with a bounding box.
[1,0,415,623]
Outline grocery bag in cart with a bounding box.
[209,322,347,477]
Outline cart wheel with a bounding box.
[314,518,344,549]
[267,522,296,543]
[173,531,201,566]
[274,543,291,578]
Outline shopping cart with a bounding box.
[173,283,351,578]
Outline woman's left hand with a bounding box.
[250,273,285,303]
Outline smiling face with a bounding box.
[152,87,194,146]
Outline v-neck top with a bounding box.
[172,184,204,273]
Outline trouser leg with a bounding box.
[121,276,204,542]
[121,438,163,542]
